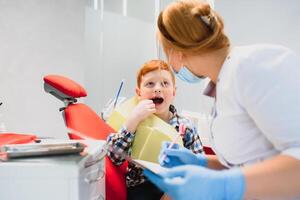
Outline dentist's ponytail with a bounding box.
[157,0,230,54]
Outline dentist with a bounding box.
[144,0,300,199]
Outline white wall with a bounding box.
[84,1,157,113]
[0,0,299,138]
[217,0,300,52]
[0,0,85,138]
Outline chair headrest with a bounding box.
[44,75,87,102]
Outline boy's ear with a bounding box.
[173,86,177,96]
[135,87,142,100]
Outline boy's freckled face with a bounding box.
[136,70,176,114]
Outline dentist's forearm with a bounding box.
[243,155,300,199]
[206,155,227,170]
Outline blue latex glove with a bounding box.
[144,165,245,200]
[159,141,208,168]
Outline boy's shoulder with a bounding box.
[177,114,197,130]
[169,115,197,133]
[169,105,197,131]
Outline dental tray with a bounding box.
[0,142,85,159]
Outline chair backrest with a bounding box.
[44,74,87,103]
[43,74,127,200]
[64,103,115,140]
[43,74,115,139]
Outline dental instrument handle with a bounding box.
[161,124,186,161]
[113,79,124,108]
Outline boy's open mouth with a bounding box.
[151,97,164,105]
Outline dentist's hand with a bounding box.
[144,165,245,200]
[159,141,208,167]
[125,99,156,132]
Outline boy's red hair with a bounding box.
[136,60,175,88]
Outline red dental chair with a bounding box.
[43,74,127,200]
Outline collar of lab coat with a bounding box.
[202,48,234,98]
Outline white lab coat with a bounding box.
[204,44,300,168]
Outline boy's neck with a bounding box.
[155,110,172,122]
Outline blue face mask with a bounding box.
[175,66,205,83]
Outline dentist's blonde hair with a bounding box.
[157,0,230,55]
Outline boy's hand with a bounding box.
[133,99,156,121]
[125,99,156,132]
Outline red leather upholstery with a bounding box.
[64,104,114,140]
[44,75,87,98]
[203,146,215,155]
[0,133,36,146]
[105,157,128,200]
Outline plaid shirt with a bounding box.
[107,105,203,188]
